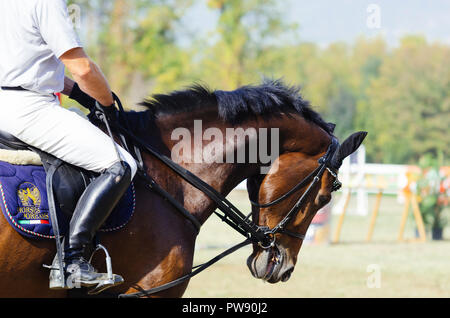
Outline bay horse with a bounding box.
[0,79,366,297]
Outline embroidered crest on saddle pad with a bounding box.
[0,161,135,239]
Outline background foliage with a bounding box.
[67,0,449,165]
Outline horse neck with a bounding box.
[150,109,331,225]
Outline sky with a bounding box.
[285,0,450,46]
[184,0,450,47]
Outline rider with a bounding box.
[0,0,138,290]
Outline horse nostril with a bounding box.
[317,194,330,205]
[281,268,294,282]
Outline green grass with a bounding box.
[183,190,450,298]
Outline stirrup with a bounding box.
[46,244,124,294]
[86,244,124,295]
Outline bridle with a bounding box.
[98,97,342,297]
[250,137,342,248]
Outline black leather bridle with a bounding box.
[250,137,341,247]
[99,97,342,297]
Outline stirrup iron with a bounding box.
[47,244,124,294]
[87,244,124,295]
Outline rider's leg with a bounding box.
[0,90,138,286]
[63,160,131,284]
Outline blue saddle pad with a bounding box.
[0,161,135,239]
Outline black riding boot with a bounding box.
[49,161,131,290]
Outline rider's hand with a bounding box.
[68,83,96,111]
[94,100,118,125]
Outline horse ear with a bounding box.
[327,123,336,133]
[331,131,368,169]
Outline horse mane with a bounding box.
[139,79,334,134]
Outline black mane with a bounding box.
[139,79,334,134]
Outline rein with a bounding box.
[96,97,339,298]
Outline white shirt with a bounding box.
[0,0,82,94]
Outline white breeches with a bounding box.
[0,89,137,177]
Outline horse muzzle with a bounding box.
[246,244,295,283]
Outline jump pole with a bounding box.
[366,188,383,242]
[397,190,426,242]
[397,191,411,242]
[332,189,352,243]
[411,194,427,242]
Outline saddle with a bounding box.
[0,129,135,294]
[0,130,135,238]
[0,129,94,215]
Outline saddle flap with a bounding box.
[0,160,136,239]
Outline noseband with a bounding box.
[250,137,341,247]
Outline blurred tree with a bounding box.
[307,43,356,139]
[67,0,195,106]
[200,0,298,90]
[62,2,449,166]
[365,36,450,163]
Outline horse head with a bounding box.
[246,131,367,283]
